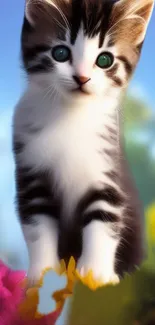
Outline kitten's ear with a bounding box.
[25,0,36,25]
[111,0,154,45]
[25,0,53,25]
[24,0,68,26]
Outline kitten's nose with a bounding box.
[73,75,91,86]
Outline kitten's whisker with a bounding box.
[60,80,73,86]
[43,85,53,94]
[48,84,58,102]
[43,86,53,97]
[43,86,56,100]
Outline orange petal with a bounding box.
[19,287,39,320]
[59,259,67,274]
[67,257,76,281]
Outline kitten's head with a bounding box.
[22,0,154,98]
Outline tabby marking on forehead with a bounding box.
[70,0,115,46]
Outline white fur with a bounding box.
[23,216,59,285]
[15,92,120,219]
[77,220,120,284]
[84,201,124,218]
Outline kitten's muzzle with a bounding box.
[72,75,91,95]
[73,75,91,86]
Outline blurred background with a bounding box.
[0,1,155,325]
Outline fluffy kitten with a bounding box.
[13,0,154,285]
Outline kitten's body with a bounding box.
[13,0,154,285]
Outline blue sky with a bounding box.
[0,1,154,322]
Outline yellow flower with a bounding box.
[146,203,155,243]
[75,269,103,291]
[19,259,76,320]
[52,257,77,311]
[19,256,119,320]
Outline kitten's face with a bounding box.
[39,29,121,97]
[22,0,154,98]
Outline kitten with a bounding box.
[13,0,154,285]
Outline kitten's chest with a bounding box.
[23,104,116,204]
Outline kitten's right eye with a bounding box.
[52,45,71,62]
[96,52,114,69]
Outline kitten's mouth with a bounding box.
[71,87,90,95]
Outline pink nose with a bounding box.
[73,75,91,86]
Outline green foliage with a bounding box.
[125,141,155,207]
[123,95,151,127]
[68,268,155,325]
[123,93,155,207]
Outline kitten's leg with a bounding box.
[77,220,120,284]
[16,167,60,286]
[23,216,59,286]
[76,187,123,285]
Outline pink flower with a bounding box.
[0,260,26,325]
[0,260,62,325]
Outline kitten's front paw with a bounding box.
[27,260,59,288]
[27,266,44,288]
[76,259,120,290]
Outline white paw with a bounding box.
[23,216,60,287]
[77,258,120,287]
[27,265,44,287]
[27,257,60,287]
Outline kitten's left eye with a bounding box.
[52,45,71,62]
[96,52,114,69]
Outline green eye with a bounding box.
[96,52,114,69]
[52,45,71,62]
